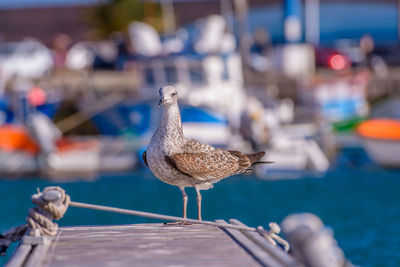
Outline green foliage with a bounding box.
[87,0,162,39]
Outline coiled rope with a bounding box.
[1,186,289,256]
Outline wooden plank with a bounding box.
[216,220,283,267]
[25,243,51,267]
[5,244,32,267]
[6,234,52,267]
[229,219,297,267]
[41,223,262,267]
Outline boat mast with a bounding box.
[160,0,176,34]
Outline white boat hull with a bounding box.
[362,138,400,167]
[255,137,329,180]
[0,150,37,175]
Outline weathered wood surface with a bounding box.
[8,221,296,267]
[41,223,264,267]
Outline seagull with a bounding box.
[143,86,268,221]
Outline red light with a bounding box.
[329,54,347,70]
[27,86,47,107]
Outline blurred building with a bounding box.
[173,0,270,25]
[0,5,91,45]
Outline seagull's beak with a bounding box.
[159,96,166,106]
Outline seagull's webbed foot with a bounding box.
[163,221,192,226]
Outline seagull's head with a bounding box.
[158,86,178,107]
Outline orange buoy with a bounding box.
[357,119,400,140]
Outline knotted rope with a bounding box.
[27,186,70,237]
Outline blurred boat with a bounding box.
[180,105,231,146]
[0,121,101,178]
[47,138,100,176]
[237,94,330,179]
[0,125,38,175]
[255,123,330,180]
[299,71,370,135]
[30,113,139,177]
[358,119,400,168]
[0,115,138,178]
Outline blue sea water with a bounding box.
[1,166,400,266]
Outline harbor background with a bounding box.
[1,0,400,266]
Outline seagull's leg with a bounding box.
[195,186,202,221]
[164,186,190,226]
[180,186,188,219]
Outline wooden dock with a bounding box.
[7,220,296,267]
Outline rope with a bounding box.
[70,201,255,232]
[27,186,70,237]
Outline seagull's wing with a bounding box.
[169,150,251,181]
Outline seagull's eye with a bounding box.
[171,92,177,97]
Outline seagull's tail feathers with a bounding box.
[236,151,273,175]
[246,151,268,165]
